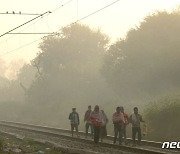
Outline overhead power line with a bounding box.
[0,0,73,16]
[51,0,74,13]
[0,11,51,38]
[75,0,120,23]
[0,12,51,46]
[0,0,120,57]
[0,0,75,56]
[7,32,57,35]
[0,39,41,57]
[0,12,41,15]
[0,0,74,42]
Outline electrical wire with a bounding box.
[74,0,119,23]
[0,39,40,57]
[0,0,120,57]
[7,33,56,35]
[0,12,41,15]
[0,11,51,38]
[51,0,74,13]
[0,0,74,44]
[0,12,51,46]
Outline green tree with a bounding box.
[145,96,180,141]
[17,64,36,89]
[102,11,180,101]
[27,24,109,105]
[22,24,112,126]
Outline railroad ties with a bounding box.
[0,120,178,154]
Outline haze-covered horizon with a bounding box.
[0,0,179,64]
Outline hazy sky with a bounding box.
[0,0,179,63]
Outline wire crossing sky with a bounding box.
[0,0,179,62]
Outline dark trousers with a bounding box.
[71,124,78,137]
[85,122,94,136]
[100,125,107,139]
[94,126,100,143]
[132,127,141,144]
[113,124,123,144]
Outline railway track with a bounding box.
[0,120,178,154]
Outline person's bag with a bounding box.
[142,123,147,136]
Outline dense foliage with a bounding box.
[102,11,180,102]
[145,96,180,141]
[27,24,110,106]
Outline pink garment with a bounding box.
[90,111,103,126]
[112,112,125,124]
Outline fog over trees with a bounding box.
[0,10,180,141]
[102,11,180,102]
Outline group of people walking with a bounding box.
[69,105,145,146]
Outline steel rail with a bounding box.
[0,120,162,147]
[0,120,169,154]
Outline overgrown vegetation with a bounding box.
[144,96,180,141]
